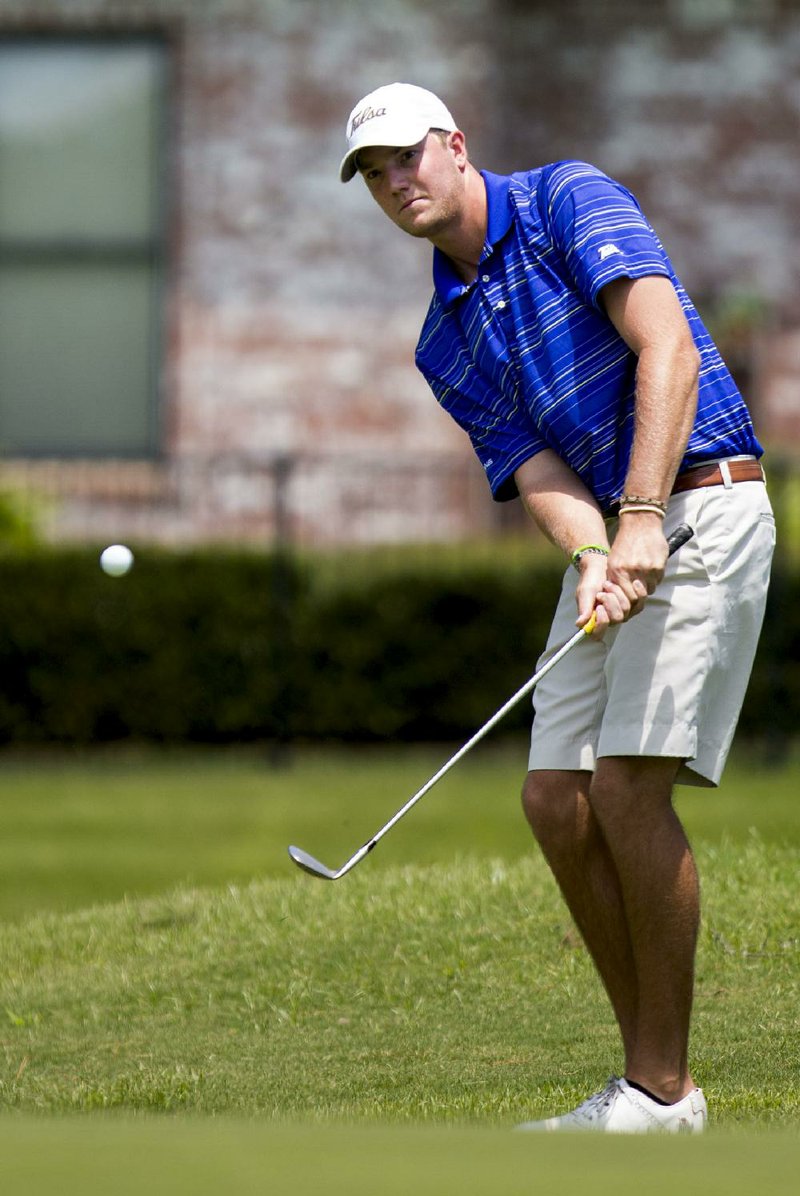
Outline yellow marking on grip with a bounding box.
[583,611,597,635]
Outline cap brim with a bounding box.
[338,116,436,183]
[339,149,361,183]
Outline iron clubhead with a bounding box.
[287,845,338,880]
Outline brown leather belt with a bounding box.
[670,457,765,494]
[604,458,764,518]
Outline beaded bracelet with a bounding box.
[570,544,610,571]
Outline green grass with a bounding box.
[3,1119,800,1196]
[1,743,799,1191]
[1,841,799,1124]
[0,740,798,922]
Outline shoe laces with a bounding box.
[572,1077,620,1124]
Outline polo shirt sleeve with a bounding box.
[421,371,548,502]
[539,162,671,310]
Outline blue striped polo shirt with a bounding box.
[415,161,762,506]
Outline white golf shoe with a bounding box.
[516,1076,707,1134]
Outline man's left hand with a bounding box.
[594,515,668,628]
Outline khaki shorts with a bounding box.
[528,480,776,787]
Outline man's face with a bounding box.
[357,131,466,239]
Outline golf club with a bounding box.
[288,521,694,881]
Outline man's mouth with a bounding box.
[400,196,424,213]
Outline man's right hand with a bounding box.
[576,550,648,637]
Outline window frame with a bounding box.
[0,28,173,460]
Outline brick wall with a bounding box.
[1,0,797,544]
[491,0,800,448]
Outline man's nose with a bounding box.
[387,165,409,192]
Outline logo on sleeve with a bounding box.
[598,243,622,261]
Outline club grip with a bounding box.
[581,523,693,637]
[666,523,694,555]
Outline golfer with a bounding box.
[339,82,774,1132]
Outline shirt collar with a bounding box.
[431,171,514,306]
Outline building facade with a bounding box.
[0,0,797,545]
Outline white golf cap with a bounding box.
[339,82,457,183]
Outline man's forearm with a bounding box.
[514,449,609,559]
[623,339,700,503]
[600,275,701,506]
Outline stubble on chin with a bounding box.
[395,195,457,240]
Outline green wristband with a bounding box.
[571,544,609,570]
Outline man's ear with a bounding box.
[448,129,468,170]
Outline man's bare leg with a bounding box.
[521,769,639,1061]
[589,756,698,1102]
[522,757,699,1103]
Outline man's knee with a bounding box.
[521,769,588,845]
[589,757,680,825]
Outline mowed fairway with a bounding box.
[3,1119,800,1196]
[1,744,799,1191]
[0,741,798,920]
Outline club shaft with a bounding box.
[291,522,694,880]
[359,622,588,859]
[361,522,694,857]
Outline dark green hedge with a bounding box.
[0,551,302,744]
[0,548,794,746]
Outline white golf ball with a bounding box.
[100,544,134,577]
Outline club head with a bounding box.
[287,845,338,880]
